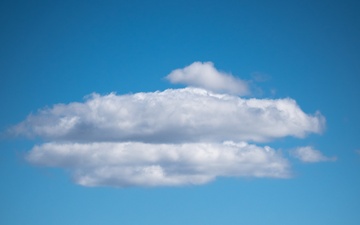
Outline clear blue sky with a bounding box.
[1,0,360,224]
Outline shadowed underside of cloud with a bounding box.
[27,141,290,187]
[11,62,330,187]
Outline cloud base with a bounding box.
[28,141,290,187]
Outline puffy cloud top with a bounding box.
[166,62,249,95]
[12,88,324,143]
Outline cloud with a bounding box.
[11,88,324,143]
[11,62,328,187]
[166,62,249,95]
[27,141,290,187]
[291,146,336,163]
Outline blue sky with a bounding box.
[1,0,360,224]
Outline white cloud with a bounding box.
[166,62,249,95]
[11,87,324,143]
[291,146,336,163]
[27,141,290,187]
[11,62,329,187]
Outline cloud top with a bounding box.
[11,88,324,143]
[166,62,249,95]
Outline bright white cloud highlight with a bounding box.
[291,146,336,163]
[166,62,249,95]
[12,88,324,143]
[27,141,290,187]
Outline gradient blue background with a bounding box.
[1,0,360,224]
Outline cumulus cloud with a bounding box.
[27,141,290,187]
[291,146,336,163]
[11,62,329,187]
[166,62,249,95]
[11,88,324,143]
